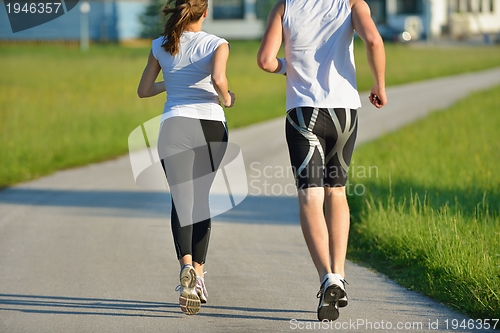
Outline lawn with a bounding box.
[347,85,500,320]
[1,39,499,321]
[1,41,500,187]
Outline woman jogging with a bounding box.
[257,0,386,321]
[137,0,235,315]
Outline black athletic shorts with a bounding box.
[285,107,358,189]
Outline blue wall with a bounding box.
[0,1,146,41]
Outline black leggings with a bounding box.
[157,117,228,264]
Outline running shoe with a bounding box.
[316,274,347,321]
[338,293,348,308]
[176,264,200,315]
[195,275,208,304]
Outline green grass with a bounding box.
[1,40,500,321]
[1,41,500,186]
[347,85,500,319]
[0,44,164,185]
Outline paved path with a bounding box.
[1,68,499,333]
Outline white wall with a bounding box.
[465,0,500,34]
[386,0,500,38]
[429,0,446,37]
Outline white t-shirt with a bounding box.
[152,32,228,123]
[282,0,361,111]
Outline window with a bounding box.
[448,0,477,13]
[448,0,494,14]
[213,0,244,19]
[449,0,460,13]
[396,0,423,14]
[256,0,272,20]
[366,0,387,24]
[467,0,473,12]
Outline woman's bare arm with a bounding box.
[212,43,235,108]
[137,50,165,98]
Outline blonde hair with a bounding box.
[161,0,208,55]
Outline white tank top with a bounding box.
[282,0,361,111]
[152,32,228,123]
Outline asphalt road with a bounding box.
[1,68,499,333]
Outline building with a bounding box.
[367,0,500,41]
[0,0,268,41]
[1,0,499,42]
[203,0,268,39]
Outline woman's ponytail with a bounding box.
[161,0,207,55]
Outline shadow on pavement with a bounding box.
[0,188,299,225]
[0,294,311,321]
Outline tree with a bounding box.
[139,0,166,39]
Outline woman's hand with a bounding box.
[223,91,236,108]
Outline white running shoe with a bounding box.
[176,264,200,315]
[195,275,208,304]
[316,274,348,321]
